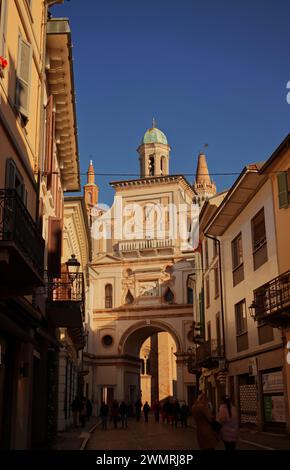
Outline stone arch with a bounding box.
[118,319,182,356]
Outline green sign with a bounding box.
[264,396,272,422]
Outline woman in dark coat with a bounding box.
[192,393,219,450]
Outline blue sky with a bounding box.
[53,0,290,204]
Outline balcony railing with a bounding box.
[46,272,85,328]
[252,270,290,322]
[46,272,84,305]
[119,238,174,252]
[0,189,44,277]
[197,339,225,367]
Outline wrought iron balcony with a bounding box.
[196,339,225,368]
[250,270,290,326]
[46,272,85,328]
[0,189,44,295]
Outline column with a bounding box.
[176,360,185,402]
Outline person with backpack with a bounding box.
[217,395,239,450]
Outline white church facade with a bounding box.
[83,124,215,407]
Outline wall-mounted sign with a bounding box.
[249,357,258,376]
[262,370,284,394]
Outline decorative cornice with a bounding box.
[110,174,195,195]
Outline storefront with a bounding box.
[262,368,286,431]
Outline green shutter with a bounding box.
[277,172,289,209]
[15,37,32,118]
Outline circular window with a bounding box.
[102,335,113,347]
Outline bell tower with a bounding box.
[138,120,171,178]
[193,150,216,204]
[84,160,99,218]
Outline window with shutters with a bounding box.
[232,233,244,285]
[251,208,268,270]
[105,284,113,309]
[205,276,210,307]
[204,240,209,269]
[15,37,32,119]
[214,263,219,298]
[5,159,27,205]
[216,313,221,349]
[277,171,290,209]
[235,300,248,352]
[44,96,54,176]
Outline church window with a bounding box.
[146,357,151,375]
[160,156,166,175]
[187,287,193,305]
[105,284,113,308]
[125,290,134,304]
[141,359,145,375]
[102,335,113,347]
[164,287,174,304]
[148,156,155,176]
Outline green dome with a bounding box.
[142,126,168,145]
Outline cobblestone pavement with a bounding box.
[86,417,267,451]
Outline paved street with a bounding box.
[86,416,264,451]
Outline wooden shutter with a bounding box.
[47,216,62,278]
[15,37,32,118]
[277,172,289,209]
[44,95,54,175]
[0,0,8,56]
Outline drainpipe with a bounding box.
[204,234,226,360]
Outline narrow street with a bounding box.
[86,417,263,451]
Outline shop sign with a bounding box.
[264,395,286,423]
[249,357,258,376]
[262,371,284,393]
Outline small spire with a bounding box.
[152,117,157,128]
[87,159,95,185]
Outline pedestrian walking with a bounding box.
[172,399,180,427]
[152,400,160,422]
[180,402,189,427]
[143,401,150,422]
[86,398,93,421]
[111,400,119,429]
[100,401,109,430]
[135,398,142,422]
[79,397,87,428]
[71,396,81,427]
[162,400,170,424]
[217,395,239,450]
[192,392,219,450]
[119,401,128,428]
